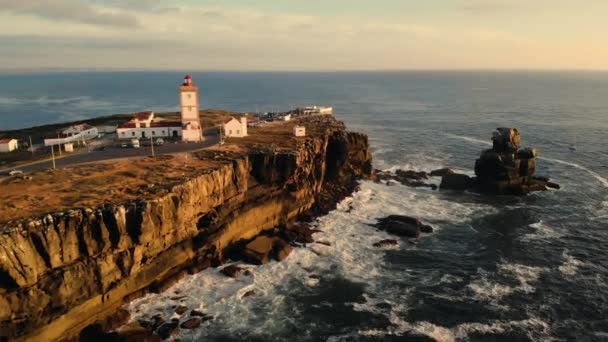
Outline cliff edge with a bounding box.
[0,116,372,341]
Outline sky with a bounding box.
[0,0,607,71]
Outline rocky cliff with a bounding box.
[0,119,372,341]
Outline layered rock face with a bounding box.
[473,128,540,194]
[0,124,372,341]
[441,128,559,195]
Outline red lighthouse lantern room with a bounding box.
[183,75,193,86]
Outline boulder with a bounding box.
[440,173,473,191]
[374,215,435,239]
[156,322,179,340]
[190,310,205,317]
[220,265,247,278]
[243,235,293,264]
[372,239,399,248]
[375,216,420,239]
[274,239,293,261]
[180,318,201,330]
[243,236,274,265]
[420,224,434,234]
[174,306,188,315]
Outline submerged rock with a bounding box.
[373,215,434,239]
[242,235,293,264]
[375,169,437,190]
[156,322,179,340]
[220,265,247,278]
[180,318,201,330]
[372,239,399,248]
[440,173,473,191]
[174,306,188,315]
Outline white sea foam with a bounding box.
[467,263,545,302]
[538,156,608,188]
[467,277,514,301]
[444,133,492,147]
[125,178,496,340]
[521,220,562,242]
[558,250,584,277]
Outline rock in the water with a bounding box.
[220,264,247,278]
[190,310,205,317]
[374,215,435,238]
[242,290,255,298]
[274,239,293,261]
[372,239,399,248]
[430,168,454,177]
[376,169,437,189]
[156,322,179,340]
[440,173,473,191]
[175,306,188,315]
[243,236,274,264]
[420,224,434,234]
[472,128,558,195]
[243,235,293,264]
[436,128,559,195]
[180,318,201,330]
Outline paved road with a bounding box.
[5,136,220,174]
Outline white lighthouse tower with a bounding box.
[180,75,203,142]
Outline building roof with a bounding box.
[150,121,182,128]
[117,120,182,129]
[223,117,239,124]
[133,111,154,120]
[0,138,16,144]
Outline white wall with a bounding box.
[0,140,18,153]
[224,118,248,138]
[44,127,99,146]
[117,126,182,140]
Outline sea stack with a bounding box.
[441,127,559,195]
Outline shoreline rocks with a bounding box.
[373,215,434,239]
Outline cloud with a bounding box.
[0,0,140,27]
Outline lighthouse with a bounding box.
[179,75,204,142]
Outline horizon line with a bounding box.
[1,67,608,74]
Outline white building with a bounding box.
[116,75,204,142]
[116,111,183,140]
[293,126,306,137]
[0,138,18,153]
[299,106,333,116]
[44,124,99,146]
[223,117,248,138]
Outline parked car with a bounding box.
[131,139,140,148]
[155,138,164,146]
[121,142,128,148]
[9,170,23,176]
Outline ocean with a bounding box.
[1,71,607,341]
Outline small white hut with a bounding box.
[293,126,306,137]
[223,117,248,138]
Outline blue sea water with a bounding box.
[1,71,608,341]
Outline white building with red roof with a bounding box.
[0,138,18,153]
[116,111,183,140]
